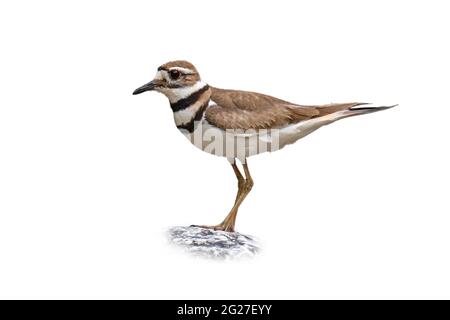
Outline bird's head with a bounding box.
[133,60,204,103]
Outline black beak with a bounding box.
[133,81,155,95]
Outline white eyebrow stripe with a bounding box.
[154,70,165,80]
[169,67,196,74]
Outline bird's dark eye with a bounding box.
[169,70,181,80]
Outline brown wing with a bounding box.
[205,87,366,130]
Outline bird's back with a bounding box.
[206,87,367,131]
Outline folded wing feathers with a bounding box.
[205,87,382,130]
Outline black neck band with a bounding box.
[170,85,209,112]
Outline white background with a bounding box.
[0,0,449,299]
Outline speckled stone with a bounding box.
[167,226,260,259]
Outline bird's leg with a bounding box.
[232,162,246,204]
[197,160,254,232]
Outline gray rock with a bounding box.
[167,226,260,259]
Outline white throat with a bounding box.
[160,81,207,103]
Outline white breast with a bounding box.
[173,98,205,126]
[178,112,349,161]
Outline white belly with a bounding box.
[179,112,346,161]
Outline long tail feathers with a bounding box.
[348,104,398,115]
[315,103,397,124]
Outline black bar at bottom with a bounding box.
[0,300,447,319]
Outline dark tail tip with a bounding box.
[350,104,398,113]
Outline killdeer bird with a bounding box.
[133,60,395,232]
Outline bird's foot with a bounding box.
[190,224,235,233]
